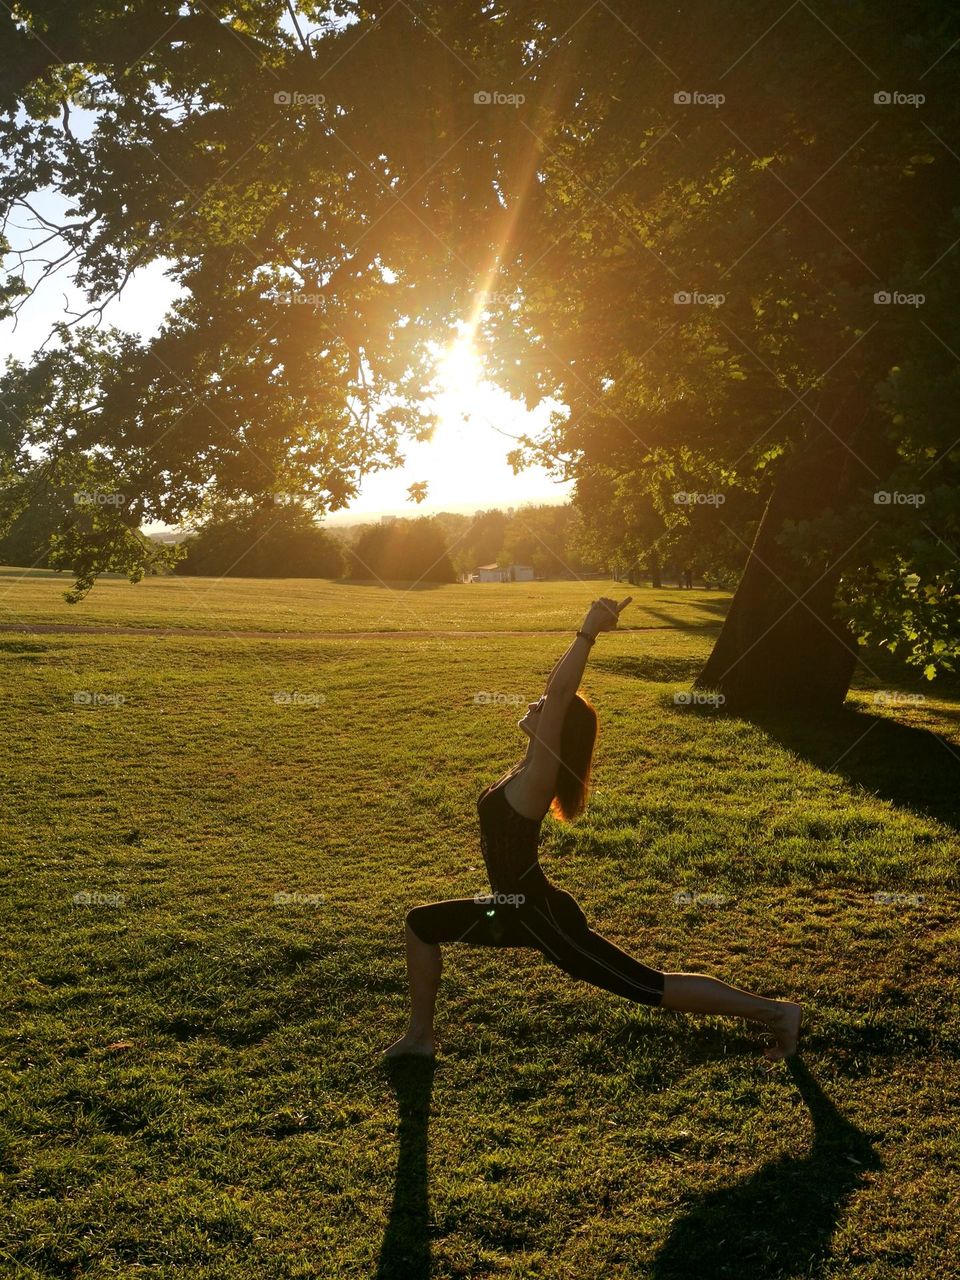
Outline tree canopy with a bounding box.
[1,1,957,702]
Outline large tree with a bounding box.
[458,0,960,708]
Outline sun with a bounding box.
[382,329,568,514]
[349,328,570,513]
[398,335,503,504]
[433,337,486,422]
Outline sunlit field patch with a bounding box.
[0,566,731,635]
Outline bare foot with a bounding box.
[762,1001,802,1061]
[383,1031,435,1059]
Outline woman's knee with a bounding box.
[405,905,431,941]
[408,904,449,947]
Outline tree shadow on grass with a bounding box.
[375,1056,436,1280]
[651,1057,883,1280]
[753,706,960,833]
[641,601,730,627]
[593,654,706,683]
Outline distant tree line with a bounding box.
[0,483,73,569]
[167,500,606,582]
[347,516,455,583]
[432,504,601,579]
[172,501,345,579]
[0,491,728,586]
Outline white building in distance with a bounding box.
[470,563,535,583]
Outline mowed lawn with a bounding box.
[0,566,728,634]
[0,575,958,1278]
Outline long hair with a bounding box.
[551,693,598,821]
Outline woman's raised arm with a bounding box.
[543,597,627,696]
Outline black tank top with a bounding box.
[477,775,554,900]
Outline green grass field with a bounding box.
[0,567,729,634]
[1,572,958,1278]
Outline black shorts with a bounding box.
[406,887,664,1007]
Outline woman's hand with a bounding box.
[583,596,632,636]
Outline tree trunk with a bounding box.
[649,554,662,589]
[696,400,874,714]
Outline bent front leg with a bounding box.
[384,899,503,1058]
[403,915,443,1044]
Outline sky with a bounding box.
[1,192,572,529]
[328,337,570,525]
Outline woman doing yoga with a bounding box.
[384,596,802,1062]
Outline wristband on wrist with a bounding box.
[576,629,596,646]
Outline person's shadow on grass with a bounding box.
[651,1057,882,1279]
[375,1056,436,1280]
